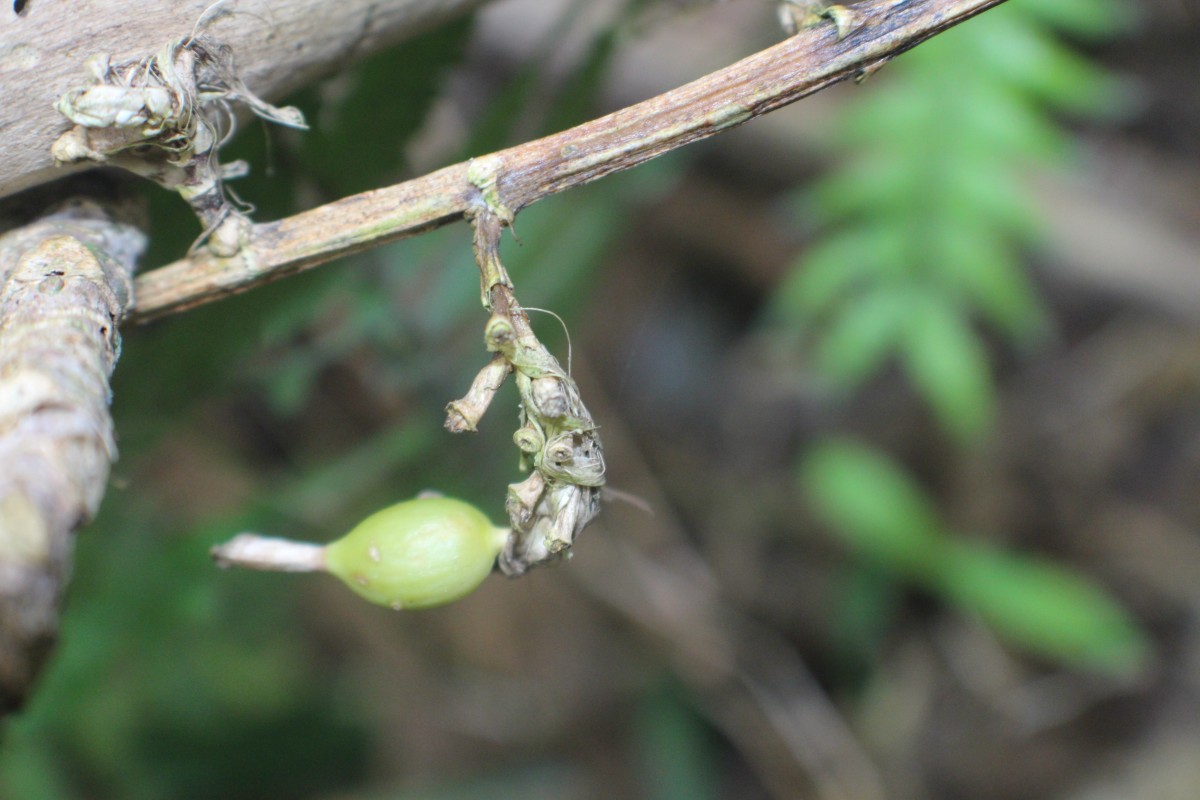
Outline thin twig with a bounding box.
[129,0,1008,322]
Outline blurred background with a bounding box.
[2,0,1199,797]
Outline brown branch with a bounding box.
[0,178,145,711]
[129,0,1009,322]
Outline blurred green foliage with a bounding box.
[801,440,1149,675]
[771,0,1133,442]
[779,0,1148,675]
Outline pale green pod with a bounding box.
[324,496,509,610]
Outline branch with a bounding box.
[0,0,490,199]
[0,178,145,711]
[129,0,1008,322]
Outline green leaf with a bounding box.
[803,154,916,221]
[834,79,931,149]
[974,20,1133,117]
[953,79,1071,161]
[768,225,904,324]
[937,541,1150,675]
[926,222,1049,346]
[800,440,947,579]
[940,159,1043,245]
[812,286,910,390]
[801,442,1153,676]
[899,299,996,442]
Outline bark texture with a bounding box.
[0,181,145,711]
[0,0,487,198]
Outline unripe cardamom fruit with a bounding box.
[324,496,509,610]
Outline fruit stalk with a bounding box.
[211,496,510,610]
[211,534,326,573]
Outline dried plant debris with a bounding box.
[490,309,605,575]
[52,26,306,256]
[776,0,855,39]
[446,207,604,577]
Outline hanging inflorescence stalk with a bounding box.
[444,157,605,577]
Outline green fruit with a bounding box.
[324,496,509,610]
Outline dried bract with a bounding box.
[776,0,856,39]
[52,33,306,256]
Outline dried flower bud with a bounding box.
[506,471,546,531]
[530,376,569,419]
[499,482,600,577]
[485,314,516,355]
[545,438,574,466]
[540,432,606,487]
[513,424,544,454]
